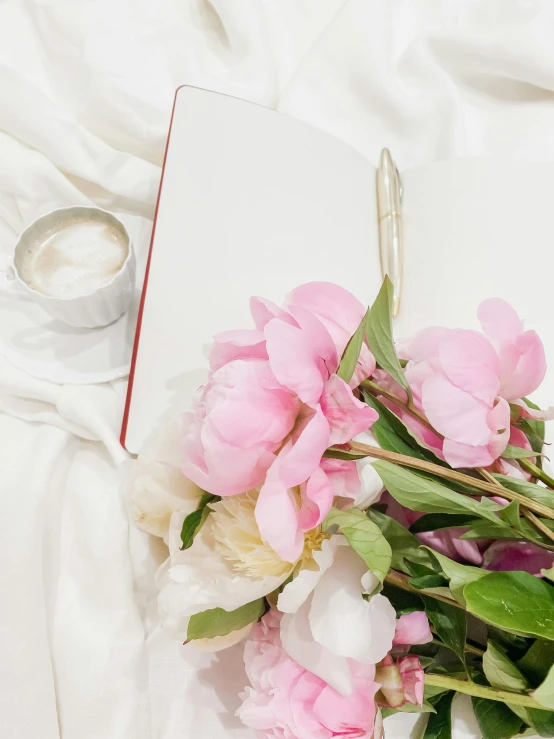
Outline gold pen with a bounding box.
[376,148,403,317]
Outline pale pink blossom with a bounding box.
[393,611,432,647]
[182,283,378,562]
[237,610,381,739]
[398,299,548,468]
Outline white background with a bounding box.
[1,1,554,737]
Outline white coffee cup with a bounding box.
[1,206,136,329]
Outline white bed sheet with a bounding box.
[2,1,554,737]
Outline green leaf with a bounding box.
[498,500,525,533]
[464,572,554,640]
[423,691,454,739]
[366,277,411,401]
[423,548,489,606]
[187,599,265,641]
[502,445,541,459]
[534,665,554,711]
[410,513,479,534]
[421,595,467,668]
[372,461,505,524]
[472,698,523,739]
[180,492,217,550]
[483,641,529,692]
[367,508,435,574]
[323,508,391,583]
[518,640,554,685]
[337,308,370,383]
[492,475,554,512]
[526,708,554,736]
[487,626,530,659]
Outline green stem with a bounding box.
[520,458,554,489]
[348,441,554,522]
[384,569,464,610]
[424,673,544,709]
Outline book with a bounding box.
[121,85,554,453]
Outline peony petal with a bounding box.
[486,398,511,461]
[422,374,492,446]
[402,327,451,362]
[438,330,500,404]
[210,329,267,371]
[280,598,354,696]
[398,655,425,705]
[279,406,330,490]
[393,612,432,646]
[320,374,378,445]
[308,545,396,665]
[483,540,554,576]
[441,439,496,469]
[417,527,485,565]
[287,281,366,356]
[278,538,338,614]
[478,298,523,347]
[287,672,330,739]
[320,457,361,500]
[313,665,378,735]
[256,445,304,563]
[265,307,337,407]
[249,295,296,330]
[500,330,547,401]
[352,431,385,508]
[298,467,334,532]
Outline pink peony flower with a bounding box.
[398,298,548,468]
[237,610,381,739]
[483,540,554,576]
[393,611,433,647]
[182,282,378,562]
[375,654,425,709]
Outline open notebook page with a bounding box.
[122,86,381,453]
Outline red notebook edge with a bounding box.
[120,86,185,453]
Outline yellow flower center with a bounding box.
[209,491,328,579]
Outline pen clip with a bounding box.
[376,148,403,317]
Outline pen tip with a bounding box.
[379,148,393,169]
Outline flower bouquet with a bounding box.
[128,278,554,739]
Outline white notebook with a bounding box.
[121,85,554,454]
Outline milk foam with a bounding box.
[21,220,128,298]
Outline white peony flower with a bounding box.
[210,492,293,578]
[277,536,396,696]
[124,418,202,539]
[209,490,329,580]
[353,430,385,509]
[157,509,289,642]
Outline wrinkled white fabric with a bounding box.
[2,1,554,737]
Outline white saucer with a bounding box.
[0,286,140,384]
[0,213,151,385]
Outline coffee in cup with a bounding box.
[6,206,136,329]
